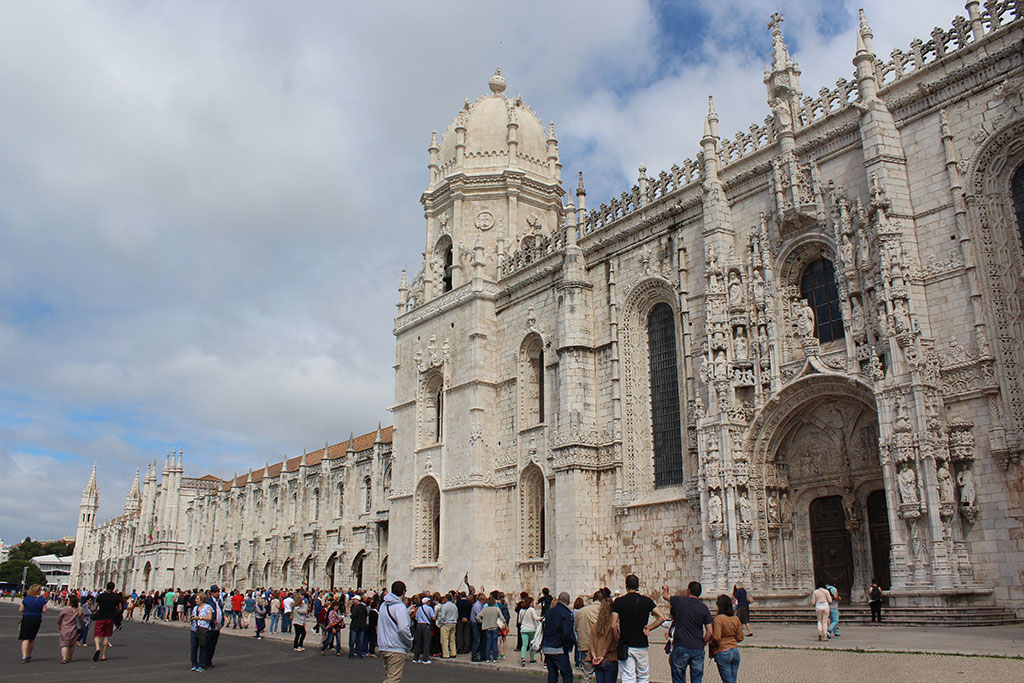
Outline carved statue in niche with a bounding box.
[937,464,955,504]
[898,466,919,505]
[856,224,871,265]
[796,299,815,337]
[708,491,724,524]
[738,491,752,524]
[770,97,792,130]
[781,492,793,525]
[850,296,864,336]
[728,271,743,306]
[840,233,854,266]
[957,468,976,507]
[753,269,765,302]
[842,491,858,522]
[734,326,749,360]
[892,299,911,334]
[767,493,779,523]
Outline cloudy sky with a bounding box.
[0,0,965,542]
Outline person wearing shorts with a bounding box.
[92,582,122,661]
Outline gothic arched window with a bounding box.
[1012,164,1024,253]
[336,483,344,516]
[424,372,444,444]
[416,478,441,563]
[800,258,844,343]
[520,465,546,558]
[443,246,453,292]
[364,476,372,513]
[312,488,320,520]
[648,302,683,488]
[521,336,544,427]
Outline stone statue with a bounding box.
[893,298,911,334]
[781,492,793,524]
[728,272,743,306]
[898,466,919,505]
[937,464,955,503]
[753,269,765,301]
[770,97,792,130]
[957,468,976,507]
[840,232,855,266]
[708,491,723,524]
[738,491,752,524]
[796,299,815,337]
[767,494,779,523]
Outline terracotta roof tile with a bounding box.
[196,425,392,489]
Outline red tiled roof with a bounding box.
[208,425,392,490]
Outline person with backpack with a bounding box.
[869,580,883,623]
[377,581,413,683]
[320,601,344,656]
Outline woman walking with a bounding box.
[78,595,93,645]
[811,583,832,641]
[732,583,754,636]
[57,594,82,663]
[710,595,744,683]
[321,601,344,656]
[518,596,539,666]
[18,584,48,663]
[292,598,308,651]
[588,598,618,683]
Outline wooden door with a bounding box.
[810,495,854,600]
[866,489,892,590]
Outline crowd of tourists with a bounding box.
[16,575,886,682]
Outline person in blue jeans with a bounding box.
[825,584,841,637]
[664,581,713,683]
[710,595,743,683]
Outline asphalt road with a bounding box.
[2,602,541,682]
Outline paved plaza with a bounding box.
[6,602,1022,682]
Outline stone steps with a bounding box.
[748,605,1022,627]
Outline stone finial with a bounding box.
[488,67,506,94]
[577,171,586,196]
[429,130,438,150]
[705,95,719,139]
[858,8,873,39]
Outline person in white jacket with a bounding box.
[377,581,414,682]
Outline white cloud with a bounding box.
[0,0,966,539]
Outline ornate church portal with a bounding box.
[743,378,889,602]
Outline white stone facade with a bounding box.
[390,5,1024,613]
[70,428,393,592]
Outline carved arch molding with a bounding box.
[619,276,683,500]
[966,117,1024,452]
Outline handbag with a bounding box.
[530,621,544,652]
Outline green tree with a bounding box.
[0,559,47,587]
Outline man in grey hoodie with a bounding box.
[376,581,414,683]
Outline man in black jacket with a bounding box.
[539,592,575,683]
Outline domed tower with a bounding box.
[391,71,567,591]
[416,69,565,298]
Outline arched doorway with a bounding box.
[281,560,291,587]
[263,562,271,587]
[352,550,365,589]
[325,552,338,590]
[746,375,891,600]
[809,495,854,599]
[142,562,152,591]
[301,556,312,588]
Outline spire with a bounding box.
[704,95,719,140]
[264,460,270,477]
[853,8,879,101]
[375,423,384,443]
[301,448,308,467]
[129,469,141,495]
[764,12,802,125]
[347,432,356,452]
[81,463,99,507]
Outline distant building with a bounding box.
[70,426,392,592]
[31,554,73,589]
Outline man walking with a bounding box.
[282,591,294,634]
[664,581,713,683]
[612,574,667,683]
[540,592,576,683]
[204,585,225,669]
[91,581,122,662]
[377,581,414,683]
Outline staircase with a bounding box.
[749,604,1022,626]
